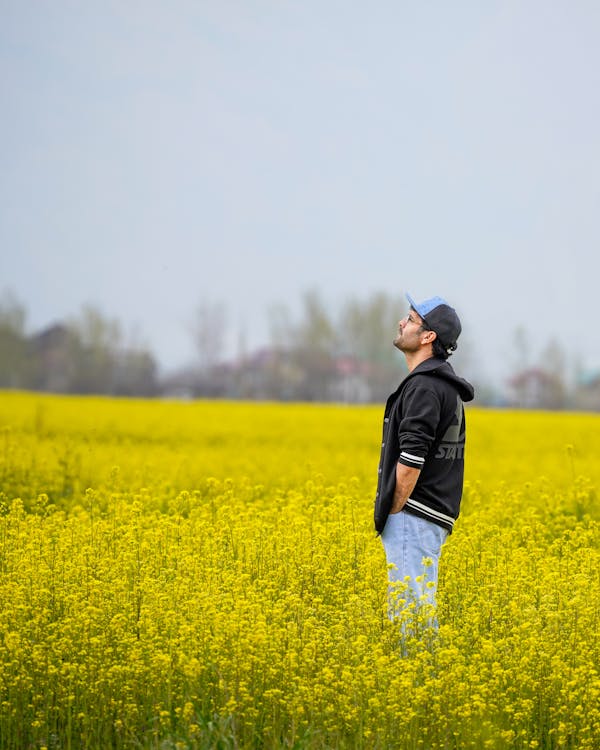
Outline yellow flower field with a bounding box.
[1,391,599,749]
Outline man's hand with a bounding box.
[390,461,421,513]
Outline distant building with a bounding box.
[28,323,75,392]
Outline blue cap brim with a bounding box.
[406,293,450,318]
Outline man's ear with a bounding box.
[422,330,437,346]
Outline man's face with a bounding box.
[393,308,427,352]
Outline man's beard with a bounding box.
[394,333,419,353]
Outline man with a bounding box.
[374,293,474,626]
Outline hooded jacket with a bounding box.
[374,357,475,535]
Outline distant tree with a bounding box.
[293,289,337,400]
[449,332,473,381]
[296,289,337,353]
[338,291,406,399]
[68,305,122,394]
[508,325,531,406]
[339,292,398,363]
[114,349,158,397]
[512,325,529,367]
[0,290,28,388]
[264,291,337,400]
[540,338,567,409]
[267,302,294,350]
[189,300,228,374]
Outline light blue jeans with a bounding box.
[380,510,449,628]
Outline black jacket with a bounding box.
[374,357,475,534]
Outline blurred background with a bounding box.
[1,1,599,408]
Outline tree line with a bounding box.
[2,289,598,409]
[0,289,413,402]
[0,292,158,397]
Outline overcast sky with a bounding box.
[1,1,599,387]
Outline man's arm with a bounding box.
[390,461,421,513]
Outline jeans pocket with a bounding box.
[415,516,448,557]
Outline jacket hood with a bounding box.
[408,357,475,402]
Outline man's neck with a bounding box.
[404,347,434,373]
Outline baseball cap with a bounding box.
[406,293,462,352]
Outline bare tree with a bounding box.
[540,337,567,409]
[292,289,337,400]
[189,300,228,373]
[267,302,294,350]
